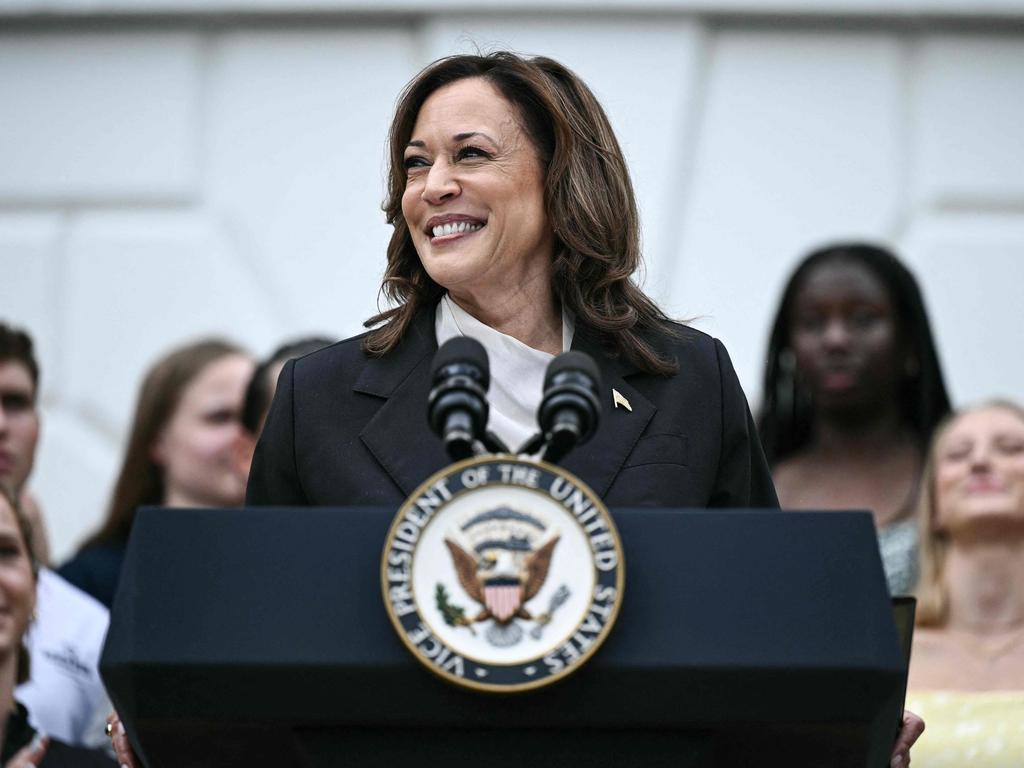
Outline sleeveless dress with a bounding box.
[904,690,1024,767]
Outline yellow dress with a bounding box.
[905,690,1024,767]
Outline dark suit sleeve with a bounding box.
[246,359,309,506]
[709,338,779,509]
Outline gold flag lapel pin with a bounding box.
[612,388,632,412]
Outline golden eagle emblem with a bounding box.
[437,506,567,647]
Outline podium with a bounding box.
[101,507,906,768]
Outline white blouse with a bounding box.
[435,294,574,454]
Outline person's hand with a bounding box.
[890,709,925,767]
[105,711,139,768]
[5,733,48,768]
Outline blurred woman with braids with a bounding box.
[758,243,951,593]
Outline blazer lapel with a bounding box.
[355,309,656,500]
[561,329,656,498]
[355,309,448,496]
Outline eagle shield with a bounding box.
[443,506,560,632]
[484,579,523,622]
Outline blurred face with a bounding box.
[153,354,255,508]
[789,259,904,416]
[0,361,39,493]
[934,406,1024,533]
[401,77,554,299]
[0,498,34,660]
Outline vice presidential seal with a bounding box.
[381,456,624,692]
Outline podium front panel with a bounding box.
[102,507,903,767]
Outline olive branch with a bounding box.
[435,583,476,636]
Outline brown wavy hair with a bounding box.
[365,52,678,375]
[77,339,245,551]
[915,399,1024,626]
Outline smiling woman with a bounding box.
[248,51,778,510]
[363,53,671,372]
[399,77,555,347]
[244,52,925,768]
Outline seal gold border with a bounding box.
[380,454,625,693]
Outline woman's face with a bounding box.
[153,353,255,508]
[401,77,554,300]
[789,259,904,415]
[0,498,34,660]
[935,406,1024,533]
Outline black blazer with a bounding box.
[247,309,778,510]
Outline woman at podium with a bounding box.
[242,51,922,768]
[247,52,776,512]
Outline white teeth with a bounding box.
[431,221,484,238]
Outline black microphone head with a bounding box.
[542,350,600,392]
[428,337,491,459]
[538,351,602,450]
[431,336,490,389]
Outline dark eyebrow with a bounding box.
[405,132,497,150]
[454,131,496,143]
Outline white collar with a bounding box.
[436,294,574,354]
[434,295,575,453]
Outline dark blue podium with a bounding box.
[101,507,905,767]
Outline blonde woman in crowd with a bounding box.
[907,400,1024,765]
[0,484,115,766]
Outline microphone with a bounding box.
[537,351,602,464]
[427,337,491,461]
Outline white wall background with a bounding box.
[2,1,1023,562]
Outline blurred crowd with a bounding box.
[1,242,1021,764]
